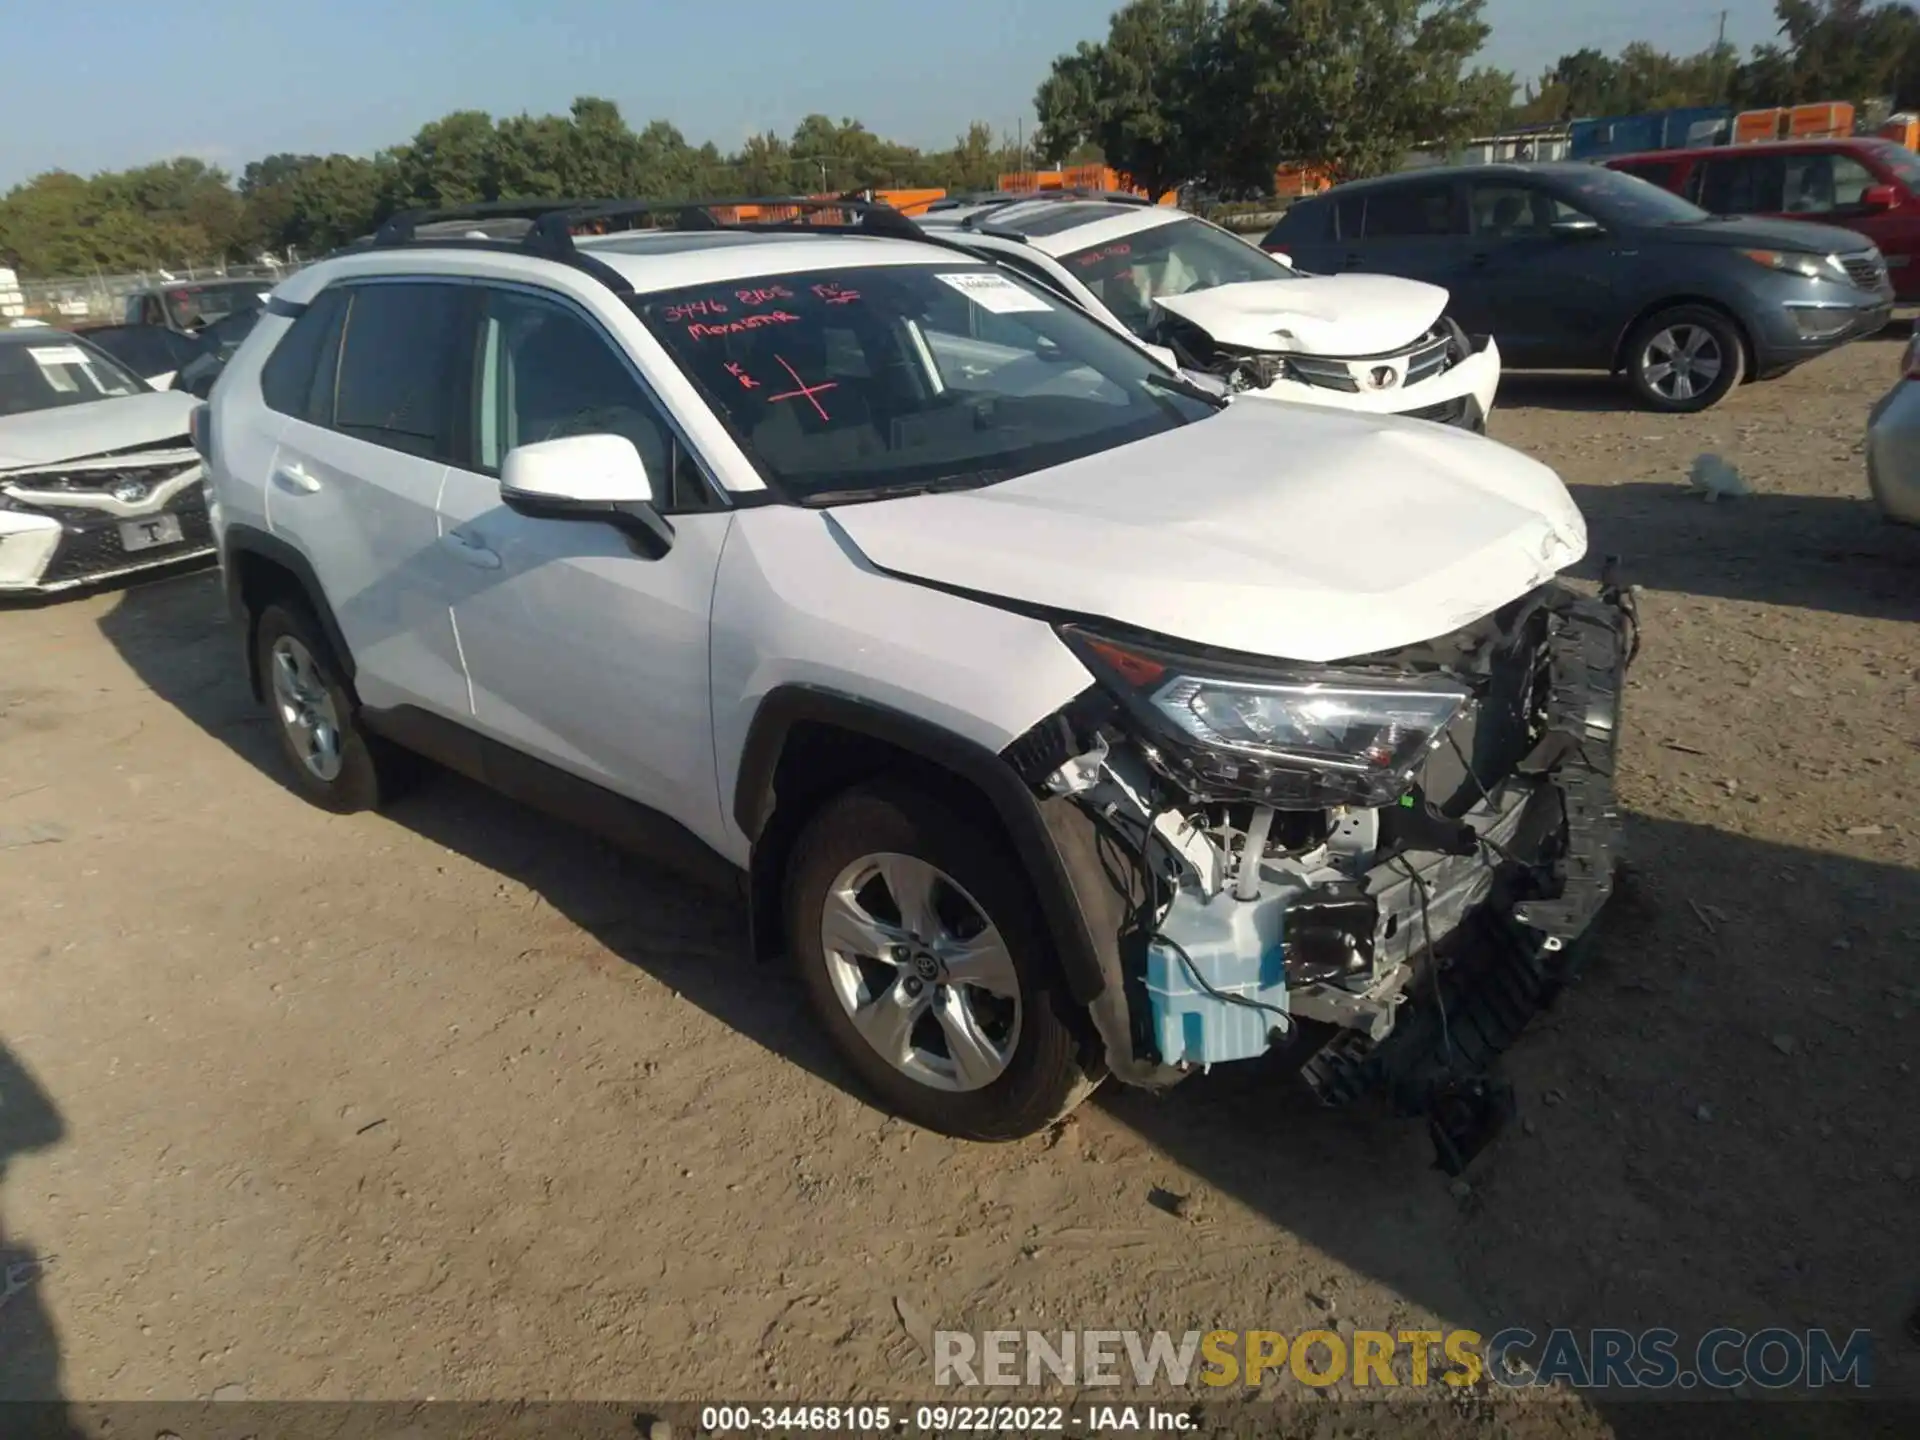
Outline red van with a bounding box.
[1604,138,1920,298]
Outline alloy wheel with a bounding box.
[1641,324,1723,403]
[818,852,1022,1092]
[268,634,344,782]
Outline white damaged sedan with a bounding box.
[921,195,1502,430]
[0,329,209,595]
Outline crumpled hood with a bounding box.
[1152,274,1450,357]
[830,403,1588,664]
[0,390,197,471]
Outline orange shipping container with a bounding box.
[1787,101,1854,139]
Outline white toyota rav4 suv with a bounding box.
[198,198,1635,1168]
[917,192,1502,431]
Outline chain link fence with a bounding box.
[2,260,309,327]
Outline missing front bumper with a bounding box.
[1296,588,1634,1165]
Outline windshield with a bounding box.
[1553,167,1713,226]
[635,264,1216,503]
[164,283,268,331]
[1059,216,1297,337]
[1865,139,1920,191]
[200,304,262,358]
[0,335,146,417]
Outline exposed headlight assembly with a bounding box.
[1061,625,1469,809]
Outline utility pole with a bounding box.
[1716,9,1730,105]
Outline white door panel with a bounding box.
[435,470,732,850]
[268,417,465,716]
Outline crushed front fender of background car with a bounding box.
[1005,578,1641,1172]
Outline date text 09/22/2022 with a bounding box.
[700,1405,1194,1433]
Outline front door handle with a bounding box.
[439,529,501,569]
[1469,251,1493,268]
[272,462,320,494]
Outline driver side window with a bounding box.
[472,289,716,511]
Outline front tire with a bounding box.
[785,783,1099,1140]
[1626,305,1745,412]
[253,601,409,813]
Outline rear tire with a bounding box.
[253,601,412,813]
[1626,305,1745,413]
[785,783,1099,1140]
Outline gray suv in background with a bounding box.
[1265,163,1894,412]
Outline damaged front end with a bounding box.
[1006,575,1639,1172]
[1149,310,1500,432]
[0,438,210,593]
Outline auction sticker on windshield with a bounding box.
[935,271,1053,314]
[28,345,89,369]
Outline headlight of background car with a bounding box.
[1061,625,1469,809]
[1738,249,1850,283]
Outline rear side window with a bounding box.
[260,287,348,424]
[1264,200,1330,245]
[1358,183,1462,239]
[333,282,471,462]
[1699,155,1786,213]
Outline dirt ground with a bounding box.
[1,332,1916,1437]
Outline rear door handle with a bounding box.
[272,462,320,494]
[1469,252,1493,268]
[439,529,501,569]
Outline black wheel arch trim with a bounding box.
[222,523,355,695]
[734,684,1110,1008]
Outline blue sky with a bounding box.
[0,0,1784,189]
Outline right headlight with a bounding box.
[1061,625,1469,809]
[1739,249,1849,283]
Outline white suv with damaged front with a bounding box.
[199,198,1635,1169]
[919,193,1503,432]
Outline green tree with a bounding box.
[1033,0,1214,195]
[1210,0,1510,185]
[1036,0,1510,194]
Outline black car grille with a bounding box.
[35,487,212,587]
[1841,252,1888,290]
[1282,355,1363,392]
[5,460,199,497]
[1404,396,1473,427]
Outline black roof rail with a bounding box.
[373,198,597,247]
[354,193,1008,293]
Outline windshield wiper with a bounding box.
[1140,369,1229,409]
[799,472,1007,507]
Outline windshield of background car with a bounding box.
[1864,140,1920,191]
[164,283,267,330]
[1554,167,1714,226]
[635,264,1216,502]
[200,305,263,358]
[0,336,145,417]
[1059,217,1296,336]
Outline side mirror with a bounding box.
[1862,184,1900,211]
[500,434,674,558]
[1550,218,1606,240]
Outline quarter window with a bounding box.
[260,286,348,426]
